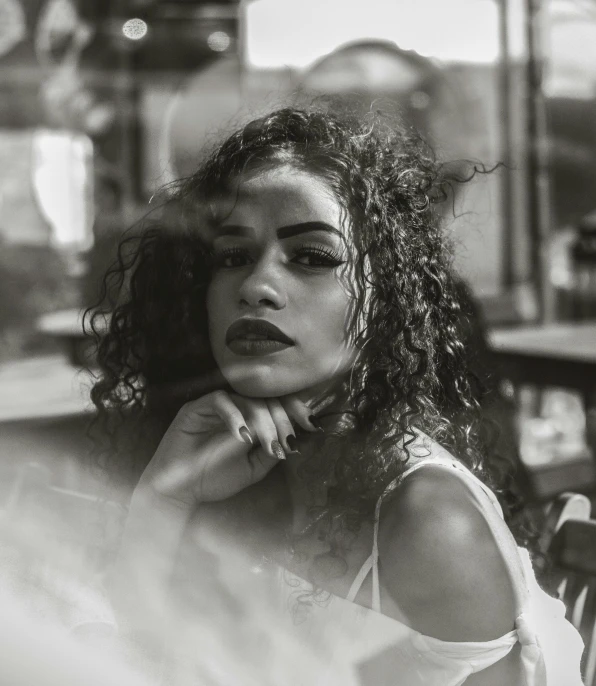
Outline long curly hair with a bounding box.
[86,104,524,585]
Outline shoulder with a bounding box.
[377,465,518,642]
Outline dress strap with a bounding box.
[345,495,383,610]
[345,555,373,603]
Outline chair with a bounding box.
[548,516,596,685]
[537,491,592,558]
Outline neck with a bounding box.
[292,374,351,415]
[281,383,352,535]
[282,446,328,535]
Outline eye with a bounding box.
[212,247,251,269]
[292,247,345,268]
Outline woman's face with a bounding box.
[206,165,358,399]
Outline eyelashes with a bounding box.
[293,246,345,267]
[211,245,345,269]
[210,247,248,269]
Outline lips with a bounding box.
[225,319,294,346]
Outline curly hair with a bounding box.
[86,104,524,585]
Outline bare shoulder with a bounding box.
[377,465,518,642]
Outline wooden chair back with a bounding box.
[549,516,596,685]
[537,492,592,558]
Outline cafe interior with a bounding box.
[1,0,596,683]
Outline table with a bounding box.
[0,355,94,423]
[36,308,105,367]
[488,322,596,499]
[488,322,596,403]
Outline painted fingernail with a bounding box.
[286,434,301,455]
[308,415,324,431]
[271,440,286,460]
[239,426,253,445]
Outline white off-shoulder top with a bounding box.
[69,453,585,686]
[276,455,585,686]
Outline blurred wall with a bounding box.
[150,54,523,297]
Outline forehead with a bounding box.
[214,166,344,228]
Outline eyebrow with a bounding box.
[215,221,341,240]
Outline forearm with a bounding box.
[106,487,192,635]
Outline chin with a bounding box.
[222,365,307,398]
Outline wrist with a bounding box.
[131,481,197,521]
[114,485,194,578]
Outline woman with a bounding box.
[88,105,583,685]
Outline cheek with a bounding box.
[206,281,229,349]
[309,288,355,354]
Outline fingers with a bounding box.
[210,391,256,446]
[185,391,290,461]
[239,398,287,461]
[180,391,253,446]
[279,395,323,434]
[180,390,321,461]
[266,398,298,454]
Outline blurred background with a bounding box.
[2,0,596,620]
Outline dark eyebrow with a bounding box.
[215,221,341,240]
[276,221,341,239]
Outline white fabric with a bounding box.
[379,457,583,684]
[64,455,584,685]
[279,455,585,685]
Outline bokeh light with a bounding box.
[122,18,148,41]
[207,31,231,53]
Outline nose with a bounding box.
[238,254,286,310]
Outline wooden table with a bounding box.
[488,322,596,500]
[36,309,104,368]
[488,322,596,403]
[0,355,95,423]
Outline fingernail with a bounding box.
[271,439,286,460]
[239,426,253,445]
[286,434,301,455]
[308,415,324,432]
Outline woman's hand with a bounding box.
[137,390,317,511]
